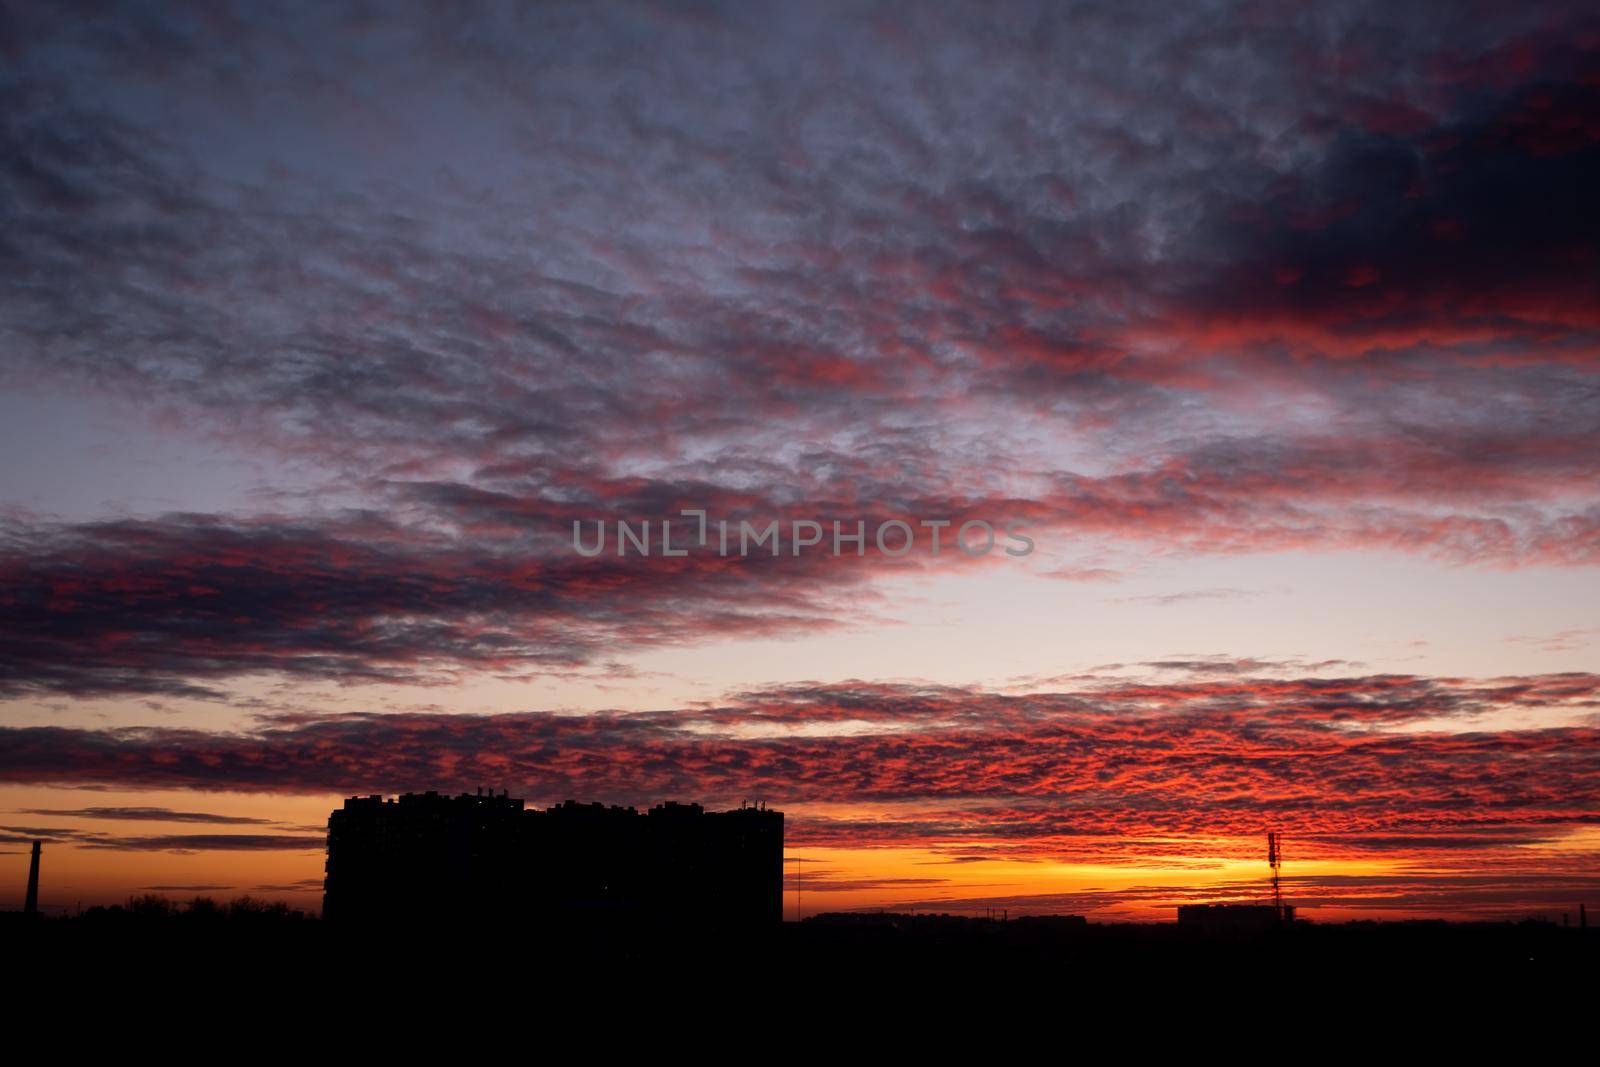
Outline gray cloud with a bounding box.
[17,806,274,825]
[0,1,1595,698]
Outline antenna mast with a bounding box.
[1267,831,1283,919]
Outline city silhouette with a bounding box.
[6,792,1594,980]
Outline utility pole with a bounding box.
[24,840,41,916]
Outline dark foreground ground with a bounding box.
[7,907,1595,986]
[13,914,1589,1043]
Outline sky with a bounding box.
[1,0,1598,922]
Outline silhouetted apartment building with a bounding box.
[324,791,782,925]
[1177,903,1294,931]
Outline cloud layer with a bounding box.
[1,2,1597,694]
[5,672,1596,861]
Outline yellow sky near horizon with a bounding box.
[6,784,1589,924]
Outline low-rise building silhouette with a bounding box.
[323,790,782,925]
[1177,903,1294,931]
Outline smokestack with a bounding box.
[24,840,41,916]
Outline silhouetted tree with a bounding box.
[126,894,174,918]
[184,896,222,920]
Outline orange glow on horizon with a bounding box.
[6,787,1588,925]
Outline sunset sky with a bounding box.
[2,0,1598,922]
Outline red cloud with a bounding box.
[4,673,1595,855]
